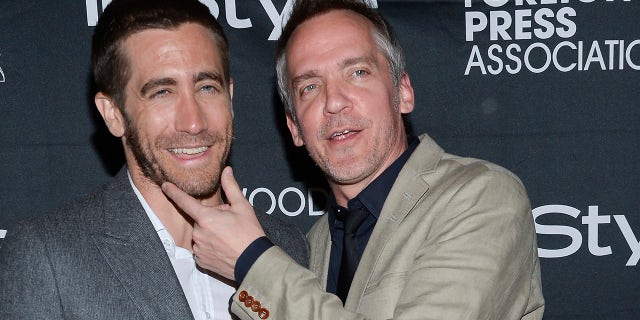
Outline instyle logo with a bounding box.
[242,186,328,217]
[464,0,639,75]
[86,0,378,41]
[534,205,640,266]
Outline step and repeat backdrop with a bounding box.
[0,0,638,318]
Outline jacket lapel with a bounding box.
[308,215,332,286]
[346,135,443,309]
[91,169,194,320]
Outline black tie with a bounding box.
[336,208,370,304]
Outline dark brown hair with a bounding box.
[91,0,229,110]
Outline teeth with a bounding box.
[331,130,350,139]
[169,146,208,155]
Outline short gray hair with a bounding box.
[275,0,406,122]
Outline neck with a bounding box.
[330,183,365,208]
[329,136,409,207]
[129,169,222,251]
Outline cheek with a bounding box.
[365,93,397,118]
[212,106,233,125]
[128,110,173,141]
[297,114,320,138]
[296,101,324,125]
[143,112,171,133]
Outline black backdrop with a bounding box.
[1,1,638,318]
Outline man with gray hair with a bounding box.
[163,0,545,319]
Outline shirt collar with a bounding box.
[127,171,178,257]
[353,136,419,217]
[329,136,420,219]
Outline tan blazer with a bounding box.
[231,134,544,320]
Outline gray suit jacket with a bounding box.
[230,134,544,319]
[0,168,309,319]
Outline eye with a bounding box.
[353,69,369,77]
[149,89,170,99]
[301,83,318,95]
[197,81,225,96]
[304,84,317,92]
[200,84,218,93]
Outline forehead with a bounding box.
[290,9,374,42]
[121,23,224,79]
[285,10,379,71]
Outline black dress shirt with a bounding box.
[325,137,419,294]
[235,137,419,288]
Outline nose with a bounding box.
[323,80,351,115]
[175,94,207,135]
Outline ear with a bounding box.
[94,92,125,137]
[228,79,235,118]
[397,73,415,114]
[285,113,305,147]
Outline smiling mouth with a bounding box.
[168,146,208,155]
[331,130,353,139]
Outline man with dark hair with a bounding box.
[0,0,307,319]
[164,0,544,319]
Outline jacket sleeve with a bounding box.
[230,246,367,320]
[0,222,64,319]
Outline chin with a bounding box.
[177,181,219,199]
[326,166,368,184]
[165,169,221,199]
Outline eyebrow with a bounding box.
[291,70,320,87]
[195,71,224,86]
[140,78,176,97]
[139,71,226,97]
[338,55,378,69]
[291,55,380,87]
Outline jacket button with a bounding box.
[244,295,254,307]
[258,308,270,319]
[251,300,261,312]
[238,291,248,302]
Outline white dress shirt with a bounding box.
[129,173,236,320]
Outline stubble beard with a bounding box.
[124,118,232,199]
[298,97,402,186]
[299,116,389,185]
[321,124,397,186]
